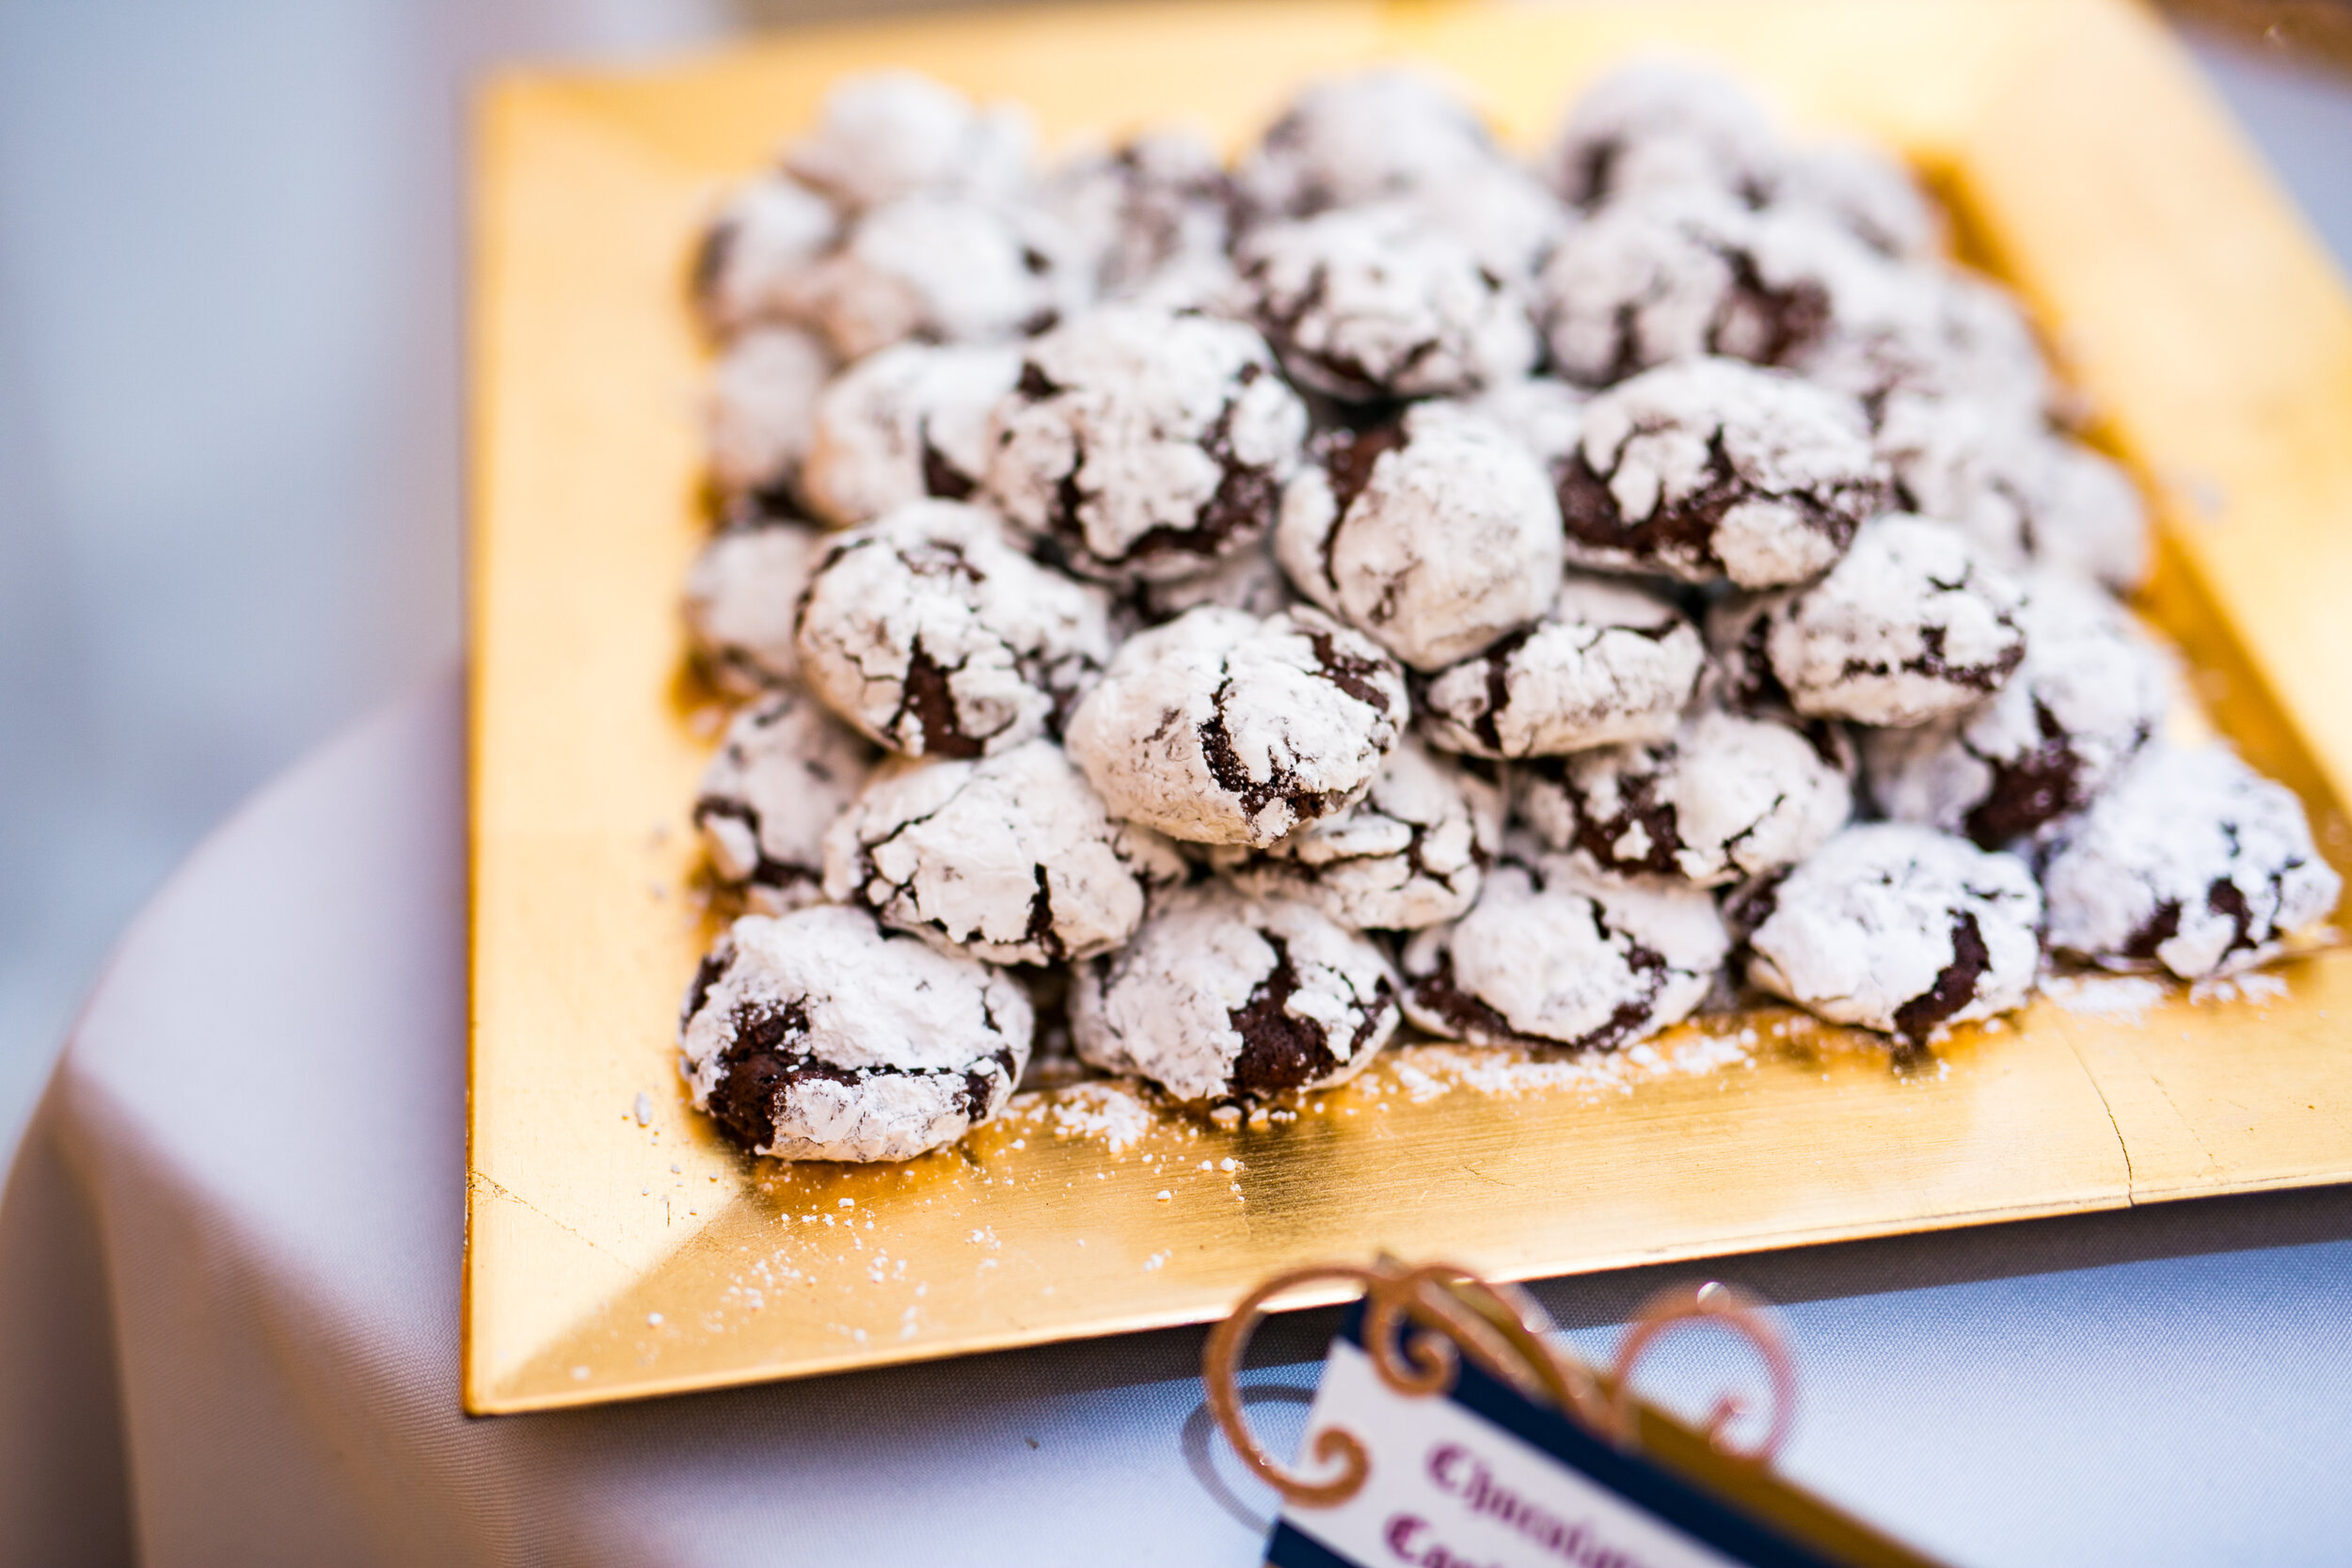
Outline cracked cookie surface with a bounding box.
[1418,575,1704,759]
[678,905,1032,1162]
[1543,60,1783,213]
[800,341,1022,526]
[983,304,1309,583]
[1401,841,1728,1052]
[695,689,880,914]
[795,499,1115,756]
[1207,736,1502,930]
[1070,882,1398,1102]
[1065,605,1406,847]
[1744,822,2042,1040]
[782,194,1081,362]
[821,738,1184,964]
[1234,68,1505,223]
[682,510,830,694]
[2040,745,2341,981]
[1276,401,1564,672]
[704,324,834,504]
[1042,129,1238,299]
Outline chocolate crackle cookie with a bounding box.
[1795,262,2053,421]
[679,905,1033,1162]
[794,500,1115,757]
[1418,575,1706,759]
[1534,192,1881,388]
[695,689,878,914]
[1276,403,1564,672]
[1744,823,2042,1041]
[1401,843,1729,1053]
[1042,130,1237,299]
[692,174,841,338]
[1239,204,1538,402]
[1550,356,1890,587]
[785,194,1079,362]
[1773,140,1941,261]
[704,324,833,504]
[1207,736,1502,930]
[781,71,1033,215]
[1127,535,1297,626]
[821,738,1184,964]
[799,341,1022,526]
[1070,883,1398,1103]
[983,304,1310,583]
[1543,60,1782,213]
[682,510,829,694]
[1517,706,1853,886]
[1758,514,2027,727]
[1862,572,2168,847]
[2040,746,2341,981]
[1234,68,1503,223]
[1065,606,1406,847]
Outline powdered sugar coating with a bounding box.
[679,905,1032,1162]
[1557,356,1890,588]
[1877,393,2149,593]
[794,500,1115,756]
[694,689,878,913]
[1065,605,1406,847]
[1746,822,2042,1039]
[800,341,1022,526]
[1070,882,1399,1102]
[1240,204,1538,401]
[984,304,1309,583]
[786,195,1075,362]
[1794,262,2053,421]
[1208,736,1502,930]
[705,325,834,500]
[1774,141,1940,260]
[821,738,1184,964]
[1235,68,1502,222]
[1535,192,1881,388]
[682,513,828,693]
[1862,572,2168,847]
[782,71,1034,214]
[2040,745,2341,980]
[1464,376,1588,468]
[1394,160,1574,283]
[1419,575,1704,759]
[1763,514,2026,726]
[1042,130,1237,298]
[1544,60,1783,211]
[1276,403,1565,672]
[692,175,841,337]
[1517,707,1852,886]
[1401,844,1729,1051]
[1127,536,1297,626]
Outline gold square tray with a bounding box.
[464,0,2352,1415]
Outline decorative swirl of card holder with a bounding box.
[1203,1258,1797,1508]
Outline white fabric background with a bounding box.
[6,674,2352,1567]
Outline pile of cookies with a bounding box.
[673,66,2340,1164]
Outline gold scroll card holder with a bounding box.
[1204,1259,1947,1568]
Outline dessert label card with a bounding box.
[1266,1322,1934,1568]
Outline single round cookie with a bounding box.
[1763,515,2026,726]
[794,500,1116,757]
[1517,706,1853,886]
[982,304,1310,584]
[694,689,878,913]
[682,510,829,694]
[1553,356,1890,588]
[1042,129,1237,298]
[1877,393,2148,594]
[786,195,1076,362]
[820,738,1184,964]
[1535,191,1882,387]
[1207,736,1502,930]
[799,341,1022,526]
[704,324,834,504]
[1401,844,1729,1053]
[1070,882,1399,1103]
[1544,60,1783,212]
[1862,572,2168,847]
[781,71,1034,214]
[692,174,841,338]
[680,906,1032,1162]
[1275,403,1565,672]
[1235,68,1503,222]
[1418,575,1706,759]
[1126,536,1297,626]
[1745,822,2042,1040]
[2040,745,2341,981]
[1239,204,1539,402]
[1065,606,1407,847]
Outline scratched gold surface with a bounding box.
[465,0,2352,1413]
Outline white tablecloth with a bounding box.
[6,673,2352,1566]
